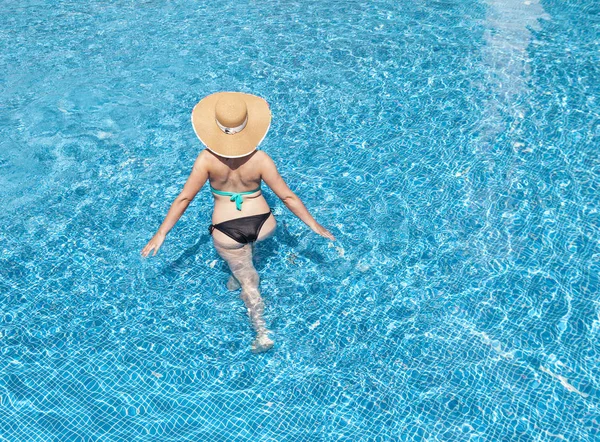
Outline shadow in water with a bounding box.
[276,220,300,248]
[166,234,212,271]
[298,247,328,265]
[252,236,280,272]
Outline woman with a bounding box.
[141,92,335,353]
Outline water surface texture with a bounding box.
[1,0,599,440]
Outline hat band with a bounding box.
[216,115,248,135]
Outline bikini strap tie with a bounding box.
[230,193,244,211]
[210,185,260,211]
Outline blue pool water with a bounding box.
[1,0,599,440]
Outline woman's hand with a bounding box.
[141,232,166,257]
[311,223,335,241]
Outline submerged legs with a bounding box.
[226,275,241,291]
[213,241,273,353]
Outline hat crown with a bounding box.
[215,95,248,129]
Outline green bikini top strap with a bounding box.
[210,185,261,210]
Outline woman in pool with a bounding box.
[141,92,335,353]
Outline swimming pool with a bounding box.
[1,0,598,440]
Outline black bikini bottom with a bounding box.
[209,210,273,244]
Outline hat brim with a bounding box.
[191,92,271,158]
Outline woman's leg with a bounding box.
[226,213,276,291]
[212,235,274,352]
[226,274,241,291]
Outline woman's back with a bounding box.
[204,150,272,224]
[204,149,262,191]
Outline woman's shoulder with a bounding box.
[193,149,212,167]
[252,150,276,166]
[253,150,270,160]
[198,149,213,160]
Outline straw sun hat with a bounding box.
[191,92,272,158]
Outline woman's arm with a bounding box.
[258,152,335,241]
[141,152,209,257]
